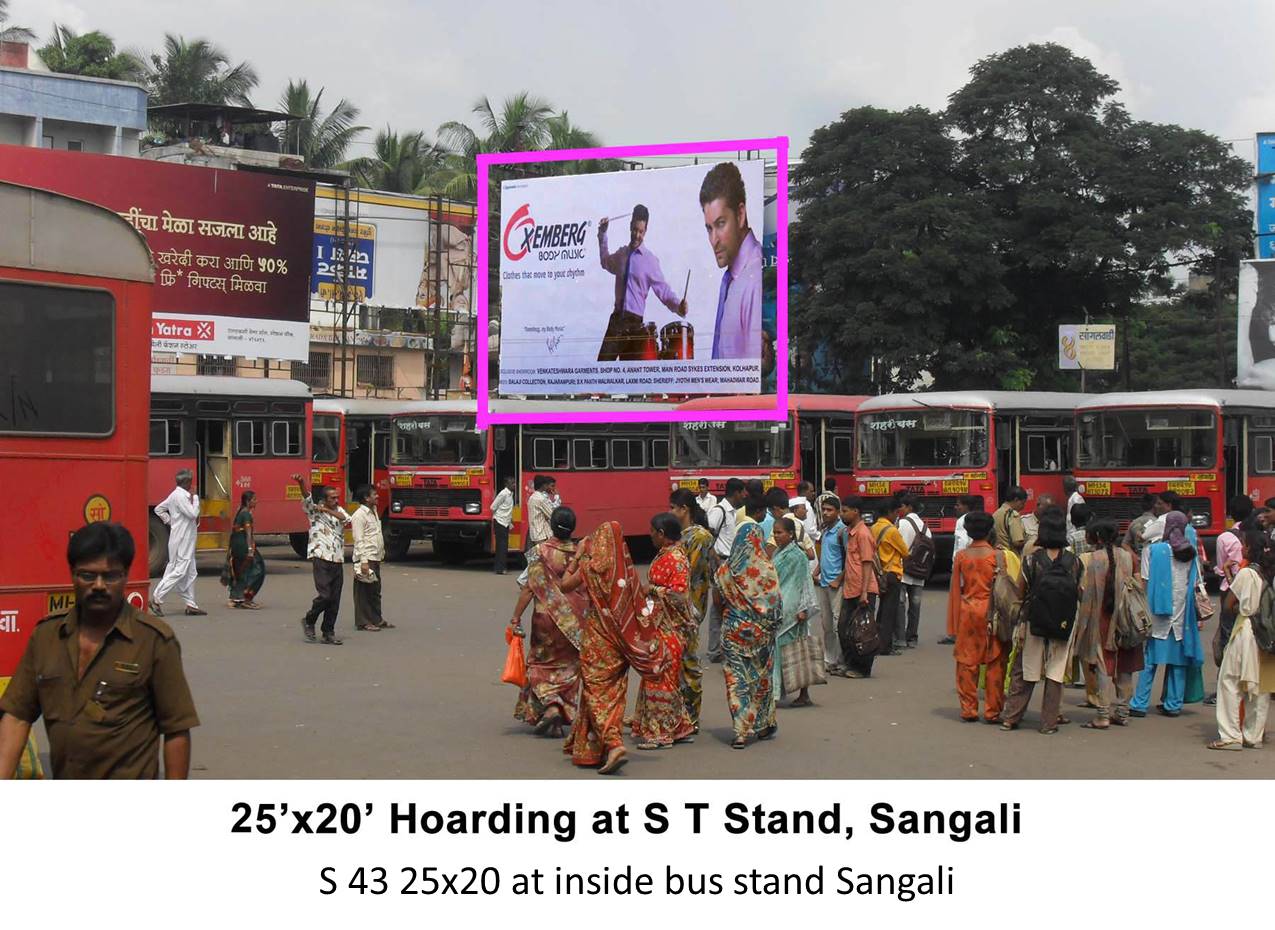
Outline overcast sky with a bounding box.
[10,0,1272,162]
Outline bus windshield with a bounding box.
[673,418,795,469]
[856,410,989,469]
[312,414,341,464]
[393,415,486,465]
[1076,408,1217,469]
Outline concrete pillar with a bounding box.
[112,125,123,155]
[23,115,42,147]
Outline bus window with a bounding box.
[272,420,303,456]
[1077,410,1216,469]
[857,410,988,469]
[150,418,183,456]
[374,431,391,470]
[0,282,114,436]
[235,420,266,456]
[650,438,670,468]
[393,415,486,465]
[1254,434,1275,473]
[611,438,646,469]
[673,420,794,469]
[831,434,854,471]
[1024,433,1067,472]
[573,438,607,469]
[312,414,341,464]
[533,437,569,470]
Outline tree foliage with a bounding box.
[344,127,440,193]
[276,79,366,169]
[792,43,1252,394]
[146,34,258,106]
[0,0,34,42]
[38,25,146,82]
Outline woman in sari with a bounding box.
[509,506,586,739]
[1208,530,1275,750]
[630,513,697,749]
[226,490,265,608]
[669,488,713,730]
[568,521,673,774]
[1073,521,1141,729]
[716,521,782,749]
[773,517,819,708]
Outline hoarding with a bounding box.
[497,160,767,396]
[1058,324,1116,370]
[312,218,376,301]
[0,144,314,359]
[1237,260,1275,388]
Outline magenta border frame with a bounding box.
[475,135,789,427]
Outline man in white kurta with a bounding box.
[150,469,205,616]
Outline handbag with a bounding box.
[840,602,880,658]
[781,633,827,692]
[501,625,527,687]
[1195,583,1215,622]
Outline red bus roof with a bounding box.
[675,393,868,413]
[859,391,1085,414]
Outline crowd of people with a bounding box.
[506,475,945,774]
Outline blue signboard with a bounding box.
[1257,178,1275,237]
[1258,235,1275,260]
[1259,133,1275,176]
[312,218,375,301]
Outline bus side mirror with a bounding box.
[495,427,507,452]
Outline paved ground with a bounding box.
[30,539,1272,778]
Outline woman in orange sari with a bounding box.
[509,506,586,738]
[630,513,696,749]
[567,521,673,774]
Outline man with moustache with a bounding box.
[597,204,688,361]
[0,522,199,779]
[700,162,762,360]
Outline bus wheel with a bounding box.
[148,515,170,578]
[384,532,412,562]
[289,533,309,560]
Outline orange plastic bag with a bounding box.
[502,625,527,687]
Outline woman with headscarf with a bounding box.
[567,521,672,774]
[629,513,697,750]
[508,506,586,739]
[717,522,783,748]
[1074,521,1141,729]
[1130,510,1206,717]
[772,516,820,708]
[669,489,713,730]
[1209,530,1275,749]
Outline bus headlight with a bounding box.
[464,502,481,515]
[1191,513,1209,528]
[391,500,403,514]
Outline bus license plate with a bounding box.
[679,479,700,491]
[1084,481,1111,496]
[942,480,969,495]
[285,485,302,500]
[866,480,891,496]
[1166,480,1196,495]
[394,474,413,487]
[449,475,470,488]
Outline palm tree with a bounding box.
[146,34,258,106]
[344,127,439,193]
[39,24,147,83]
[429,93,555,198]
[276,79,367,169]
[0,0,34,42]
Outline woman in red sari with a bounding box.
[567,521,673,774]
[509,506,586,738]
[630,513,696,749]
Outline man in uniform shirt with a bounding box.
[0,522,199,779]
[1021,492,1055,551]
[992,486,1029,554]
[705,478,746,663]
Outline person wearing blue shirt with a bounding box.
[814,493,847,673]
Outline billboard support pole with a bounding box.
[432,194,445,400]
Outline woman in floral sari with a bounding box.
[772,516,819,708]
[567,521,672,774]
[669,488,713,730]
[225,490,265,608]
[716,517,783,749]
[630,513,697,749]
[509,506,586,738]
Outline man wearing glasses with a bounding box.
[0,522,200,779]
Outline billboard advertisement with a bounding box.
[0,145,315,359]
[312,217,376,302]
[1058,324,1116,370]
[1237,260,1275,388]
[497,160,766,396]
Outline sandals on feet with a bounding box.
[1081,721,1110,730]
[1206,739,1243,751]
[731,737,748,750]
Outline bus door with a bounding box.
[347,417,372,501]
[1223,415,1244,508]
[994,416,1013,502]
[195,418,232,547]
[799,417,820,490]
[1019,415,1070,504]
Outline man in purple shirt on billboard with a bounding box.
[701,163,762,361]
[597,205,688,361]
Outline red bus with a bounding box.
[853,391,1082,547]
[1073,390,1275,547]
[0,181,154,680]
[148,375,312,574]
[669,394,868,501]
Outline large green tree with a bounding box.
[38,25,146,82]
[792,43,1252,393]
[276,79,366,169]
[344,127,439,192]
[146,34,258,106]
[0,0,34,42]
[429,92,556,198]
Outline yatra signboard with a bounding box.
[496,159,767,396]
[0,144,314,359]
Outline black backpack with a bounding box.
[1025,549,1080,641]
[901,513,936,580]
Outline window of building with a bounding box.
[272,420,303,456]
[291,352,331,390]
[149,418,183,455]
[356,354,393,389]
[611,438,646,469]
[532,437,569,470]
[42,135,53,148]
[66,140,83,152]
[235,420,266,456]
[196,355,236,377]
